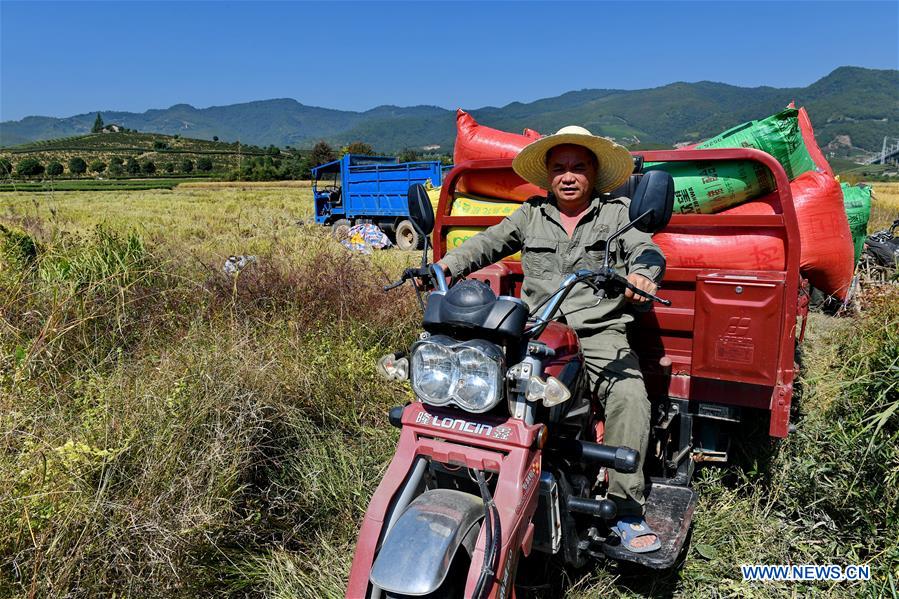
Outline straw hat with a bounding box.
[512,125,634,193]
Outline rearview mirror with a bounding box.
[629,170,674,233]
[407,184,435,237]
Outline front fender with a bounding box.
[370,489,483,596]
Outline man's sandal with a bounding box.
[613,516,662,553]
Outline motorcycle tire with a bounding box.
[383,550,470,598]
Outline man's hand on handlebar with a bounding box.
[435,261,455,288]
[624,273,658,305]
[384,263,453,292]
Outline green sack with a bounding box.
[840,183,872,261]
[696,108,816,181]
[644,160,775,214]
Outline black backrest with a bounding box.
[605,155,645,200]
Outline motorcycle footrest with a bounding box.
[566,496,617,519]
[601,479,697,570]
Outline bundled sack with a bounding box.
[457,169,544,203]
[427,185,522,259]
[840,183,873,260]
[454,110,537,163]
[719,172,854,298]
[696,107,817,180]
[453,111,546,201]
[654,227,786,271]
[645,107,831,215]
[644,160,775,214]
[426,187,521,218]
[796,104,834,176]
[787,172,854,297]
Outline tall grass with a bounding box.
[1,219,418,597]
[569,297,899,598]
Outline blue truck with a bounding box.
[312,154,443,250]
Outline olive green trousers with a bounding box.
[579,328,650,518]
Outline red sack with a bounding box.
[453,109,536,164]
[457,170,544,203]
[654,228,786,271]
[727,172,853,296]
[788,171,854,298]
[523,128,542,139]
[797,106,834,177]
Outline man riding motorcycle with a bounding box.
[437,126,666,553]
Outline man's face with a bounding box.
[547,144,598,210]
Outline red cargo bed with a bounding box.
[432,149,803,437]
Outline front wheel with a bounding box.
[395,219,421,251]
[384,549,470,598]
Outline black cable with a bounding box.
[473,470,500,599]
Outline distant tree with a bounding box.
[92,113,105,133]
[89,159,106,173]
[278,155,310,180]
[68,157,87,175]
[141,160,156,175]
[343,141,375,156]
[311,140,336,167]
[16,158,44,177]
[0,158,12,177]
[46,161,64,177]
[153,140,169,150]
[265,145,281,157]
[180,158,194,173]
[197,157,213,172]
[126,157,141,175]
[213,136,219,142]
[163,161,176,174]
[108,162,124,176]
[397,148,421,163]
[110,156,124,166]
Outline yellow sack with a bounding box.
[450,195,520,217]
[446,227,521,261]
[426,187,520,218]
[427,187,442,215]
[428,188,522,261]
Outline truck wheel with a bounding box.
[395,219,421,251]
[331,219,351,241]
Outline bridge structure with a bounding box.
[864,137,899,165]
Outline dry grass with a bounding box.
[0,188,424,598]
[870,182,899,231]
[177,180,315,190]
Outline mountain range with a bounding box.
[1,66,896,154]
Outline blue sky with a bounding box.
[1,1,897,121]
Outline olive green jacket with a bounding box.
[439,194,666,333]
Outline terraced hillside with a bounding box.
[0,131,287,178]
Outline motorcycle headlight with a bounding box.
[411,340,457,405]
[411,337,504,413]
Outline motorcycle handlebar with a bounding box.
[532,268,670,328]
[383,266,438,292]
